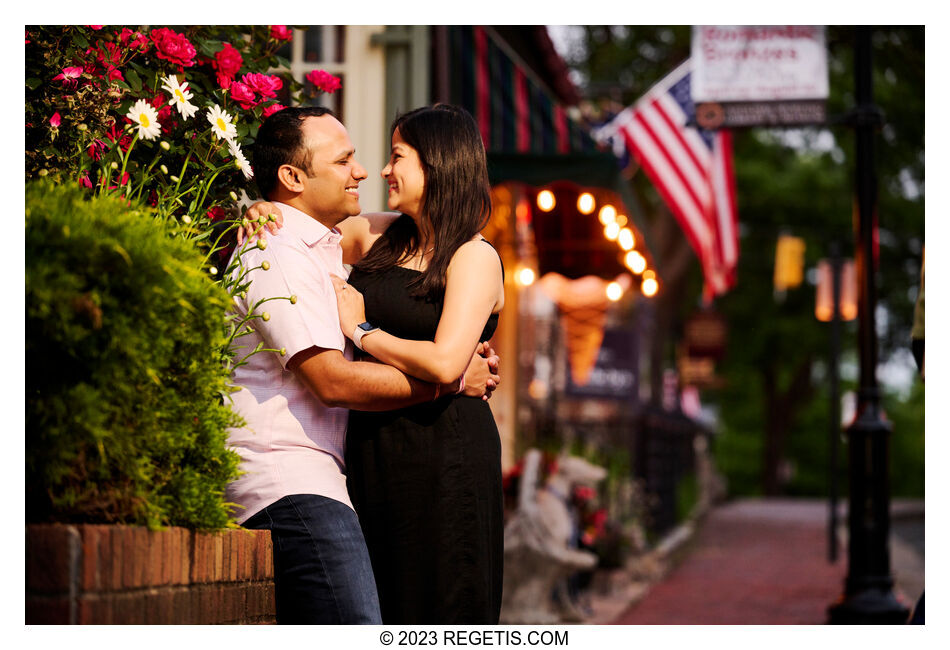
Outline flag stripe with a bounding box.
[593,59,739,297]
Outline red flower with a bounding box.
[241,73,282,99]
[230,81,257,110]
[87,139,107,161]
[207,206,227,222]
[213,42,243,88]
[118,28,149,52]
[149,27,196,67]
[50,112,61,128]
[262,103,286,118]
[78,172,93,188]
[305,69,341,94]
[86,25,104,30]
[270,25,293,41]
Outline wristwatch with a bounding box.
[352,321,380,351]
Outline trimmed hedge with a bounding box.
[26,181,242,529]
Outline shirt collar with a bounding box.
[272,202,342,247]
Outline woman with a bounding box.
[245,105,505,623]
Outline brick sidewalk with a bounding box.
[613,499,851,624]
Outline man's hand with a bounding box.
[462,342,501,401]
[236,201,284,246]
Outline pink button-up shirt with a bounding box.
[225,203,353,523]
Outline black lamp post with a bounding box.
[826,26,909,624]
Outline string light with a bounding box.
[618,228,635,251]
[537,190,555,212]
[604,222,620,240]
[598,204,617,225]
[577,192,596,215]
[516,267,536,287]
[606,281,623,301]
[625,250,647,274]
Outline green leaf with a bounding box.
[72,32,89,49]
[26,77,43,91]
[126,68,142,93]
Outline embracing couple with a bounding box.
[225,104,505,625]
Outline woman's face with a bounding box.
[381,127,425,217]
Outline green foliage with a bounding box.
[884,380,925,498]
[26,181,243,529]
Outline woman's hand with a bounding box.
[236,201,284,246]
[330,275,367,337]
[462,342,501,401]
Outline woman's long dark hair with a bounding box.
[354,104,492,299]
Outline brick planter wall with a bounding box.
[26,524,275,624]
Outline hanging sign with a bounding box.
[691,26,829,128]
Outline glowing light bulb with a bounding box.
[577,192,595,215]
[642,277,659,297]
[625,250,647,274]
[517,267,536,286]
[598,204,617,225]
[606,281,623,301]
[618,228,635,251]
[537,190,555,212]
[604,222,620,240]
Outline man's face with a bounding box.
[295,115,367,225]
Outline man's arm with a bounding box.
[289,346,442,411]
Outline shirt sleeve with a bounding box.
[237,241,345,369]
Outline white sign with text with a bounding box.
[691,26,829,102]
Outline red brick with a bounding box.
[112,591,147,624]
[178,529,191,584]
[26,524,78,595]
[133,527,149,588]
[229,533,240,581]
[213,533,224,582]
[147,528,164,586]
[78,593,113,625]
[94,525,113,592]
[26,595,72,624]
[78,525,102,592]
[161,529,175,586]
[121,526,137,588]
[145,588,174,624]
[191,532,204,583]
[108,527,124,591]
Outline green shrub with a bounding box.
[26,180,242,529]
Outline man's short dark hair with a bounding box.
[252,106,336,199]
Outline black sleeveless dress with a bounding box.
[345,262,503,624]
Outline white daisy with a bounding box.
[207,104,237,141]
[126,99,161,141]
[228,139,253,180]
[161,75,198,120]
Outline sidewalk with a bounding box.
[599,498,923,625]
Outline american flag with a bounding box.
[593,60,739,298]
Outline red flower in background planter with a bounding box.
[262,103,285,118]
[305,69,341,94]
[150,27,196,67]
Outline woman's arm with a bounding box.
[334,240,504,384]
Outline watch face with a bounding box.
[358,322,376,332]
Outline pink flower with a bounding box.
[305,69,341,94]
[50,112,61,128]
[87,139,107,161]
[229,81,257,110]
[53,66,84,88]
[241,73,282,99]
[213,43,243,88]
[270,25,293,41]
[149,27,196,67]
[86,25,104,30]
[262,103,286,118]
[78,172,93,189]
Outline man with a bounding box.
[226,106,498,624]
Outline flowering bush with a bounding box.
[24,25,344,527]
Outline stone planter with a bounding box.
[26,523,275,624]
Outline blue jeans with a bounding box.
[244,494,382,624]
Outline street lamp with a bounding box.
[827,26,909,625]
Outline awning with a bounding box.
[446,25,656,274]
